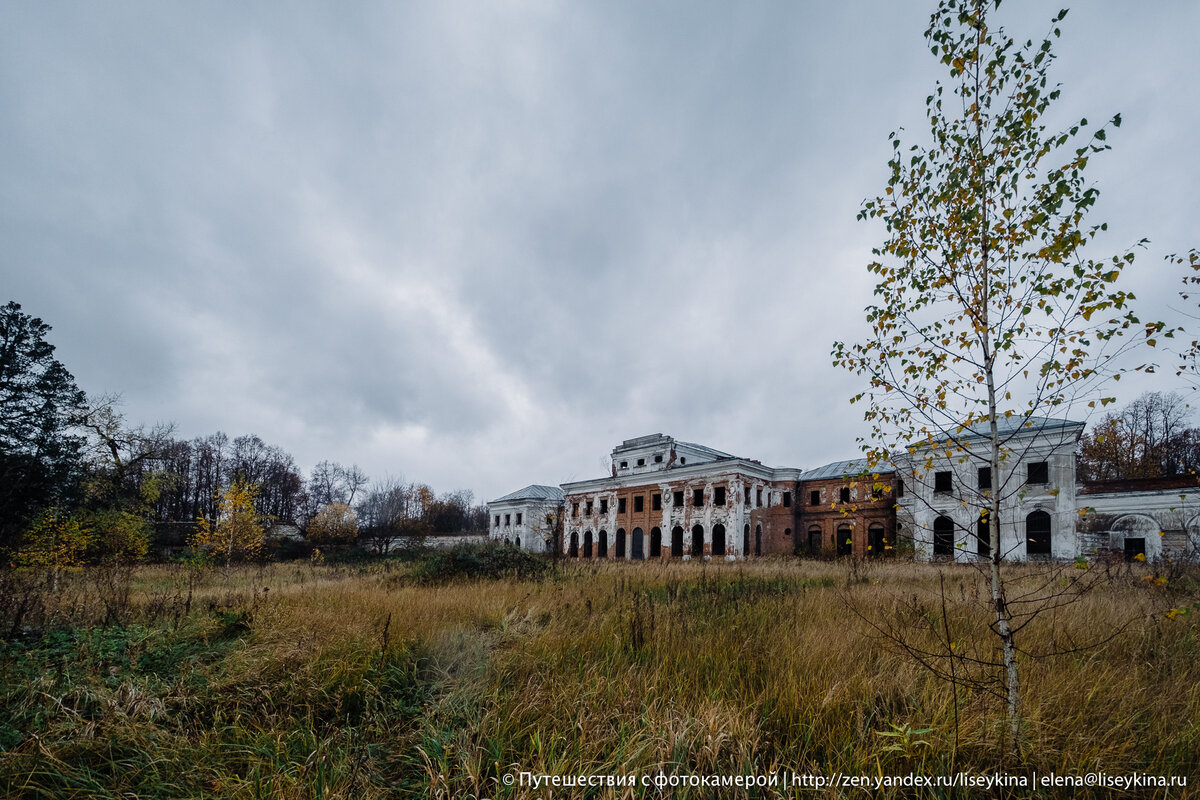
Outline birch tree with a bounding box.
[832,0,1172,754]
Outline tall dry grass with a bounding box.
[1,554,1197,798]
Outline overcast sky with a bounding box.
[3,1,1198,503]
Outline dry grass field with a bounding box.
[2,550,1198,798]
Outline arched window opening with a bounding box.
[691,525,705,557]
[837,525,853,557]
[599,530,608,558]
[583,531,593,559]
[868,524,885,558]
[808,526,821,556]
[712,524,726,557]
[569,531,579,558]
[650,527,662,558]
[1026,510,1052,558]
[616,528,626,559]
[632,527,645,560]
[933,516,954,557]
[671,526,684,557]
[977,514,990,557]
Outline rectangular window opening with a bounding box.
[693,488,704,506]
[978,467,991,491]
[516,513,522,525]
[782,491,792,507]
[714,486,726,506]
[599,499,608,514]
[634,495,644,513]
[839,487,851,503]
[1027,461,1049,485]
[673,490,684,507]
[652,493,662,511]
[618,497,626,514]
[810,490,820,506]
[934,471,953,493]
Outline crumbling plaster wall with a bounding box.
[563,468,799,561]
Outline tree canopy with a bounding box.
[0,301,86,542]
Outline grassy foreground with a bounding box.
[1,552,1198,798]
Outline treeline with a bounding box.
[1077,392,1200,482]
[116,428,488,539]
[0,300,486,562]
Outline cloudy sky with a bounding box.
[3,1,1198,503]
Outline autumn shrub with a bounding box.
[409,541,549,584]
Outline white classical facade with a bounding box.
[896,417,1200,562]
[486,484,564,554]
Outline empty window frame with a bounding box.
[619,461,628,469]
[494,516,500,528]
[783,491,792,507]
[572,502,579,517]
[654,454,663,463]
[934,471,953,493]
[756,488,763,506]
[516,513,522,525]
[933,516,954,556]
[1027,461,1049,485]
[693,488,704,506]
[599,499,608,514]
[504,514,510,525]
[652,493,662,511]
[837,525,853,557]
[585,500,593,515]
[1026,510,1052,556]
[634,495,644,513]
[977,467,991,491]
[714,486,726,506]
[744,487,751,504]
[618,497,627,514]
[810,490,820,506]
[839,487,851,503]
[637,458,645,467]
[673,490,684,507]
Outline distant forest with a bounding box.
[1,300,486,560]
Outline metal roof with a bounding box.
[904,417,1085,448]
[674,439,737,460]
[803,458,895,481]
[488,484,565,504]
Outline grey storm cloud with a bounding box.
[2,0,1198,502]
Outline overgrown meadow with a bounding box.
[2,548,1198,798]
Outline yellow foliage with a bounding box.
[191,481,264,567]
[15,509,93,575]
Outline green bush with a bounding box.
[410,541,548,583]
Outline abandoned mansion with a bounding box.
[487,421,1200,563]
